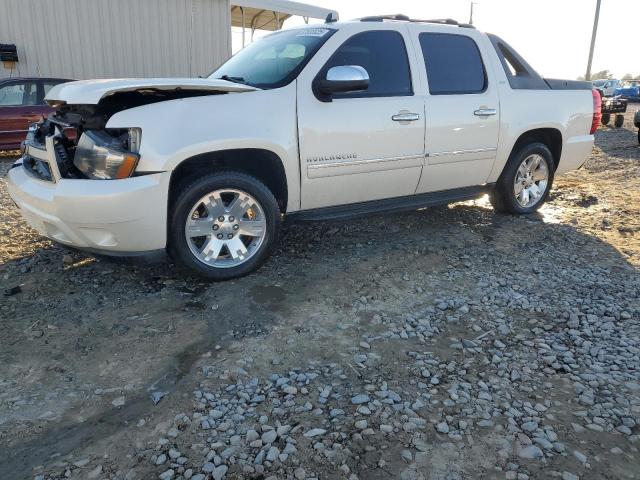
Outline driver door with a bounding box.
[296,27,425,210]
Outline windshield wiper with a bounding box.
[219,75,247,85]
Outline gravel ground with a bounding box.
[1,111,639,480]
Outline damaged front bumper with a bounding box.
[6,136,171,256]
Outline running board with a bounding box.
[287,184,493,222]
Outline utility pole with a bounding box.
[585,0,602,81]
[469,2,476,25]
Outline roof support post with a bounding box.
[241,6,246,47]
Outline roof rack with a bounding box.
[359,14,475,29]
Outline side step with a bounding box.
[287,184,493,222]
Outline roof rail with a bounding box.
[359,14,475,29]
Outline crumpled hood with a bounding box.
[45,78,259,105]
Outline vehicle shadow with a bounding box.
[1,196,638,478]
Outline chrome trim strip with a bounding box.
[428,147,497,158]
[0,129,29,134]
[308,154,424,169]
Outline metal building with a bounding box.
[0,0,335,80]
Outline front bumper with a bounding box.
[7,160,170,254]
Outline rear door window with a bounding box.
[420,33,487,95]
[322,30,413,98]
[0,82,38,106]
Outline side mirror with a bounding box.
[315,65,369,101]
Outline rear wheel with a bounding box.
[168,172,280,280]
[614,114,624,128]
[490,143,555,214]
[601,113,611,125]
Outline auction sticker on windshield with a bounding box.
[296,28,331,37]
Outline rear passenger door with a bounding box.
[414,31,500,193]
[0,80,40,149]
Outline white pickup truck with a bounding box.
[7,15,599,280]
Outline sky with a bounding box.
[231,0,637,80]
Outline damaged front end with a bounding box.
[23,87,228,182]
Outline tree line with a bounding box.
[577,70,640,81]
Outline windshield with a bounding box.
[210,27,335,89]
[592,80,607,87]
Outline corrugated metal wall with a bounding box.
[0,0,231,80]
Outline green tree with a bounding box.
[591,69,613,80]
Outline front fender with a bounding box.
[106,83,301,211]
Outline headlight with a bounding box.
[74,129,141,180]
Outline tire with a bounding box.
[168,171,280,280]
[490,142,555,214]
[614,114,624,128]
[637,129,640,145]
[601,113,610,125]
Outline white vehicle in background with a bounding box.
[592,78,621,97]
[7,14,599,280]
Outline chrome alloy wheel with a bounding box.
[185,189,267,268]
[514,154,549,208]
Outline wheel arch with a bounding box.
[168,148,289,214]
[506,128,563,173]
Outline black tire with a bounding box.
[168,171,280,280]
[637,129,640,145]
[614,114,624,128]
[601,113,611,125]
[490,142,555,214]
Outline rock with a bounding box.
[401,449,413,462]
[212,465,228,480]
[266,446,280,462]
[304,428,326,438]
[562,473,579,480]
[112,396,125,407]
[155,454,167,465]
[262,429,278,444]
[351,394,370,405]
[159,470,174,480]
[87,465,103,479]
[573,451,587,464]
[436,422,449,434]
[518,445,544,459]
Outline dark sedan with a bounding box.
[0,77,72,150]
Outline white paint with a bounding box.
[46,78,258,105]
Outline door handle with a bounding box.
[392,112,420,122]
[474,108,497,117]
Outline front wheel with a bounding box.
[168,172,280,280]
[601,113,611,125]
[490,143,555,214]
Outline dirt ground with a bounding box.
[1,110,639,480]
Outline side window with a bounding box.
[420,33,487,95]
[43,81,63,98]
[0,82,38,106]
[322,30,412,98]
